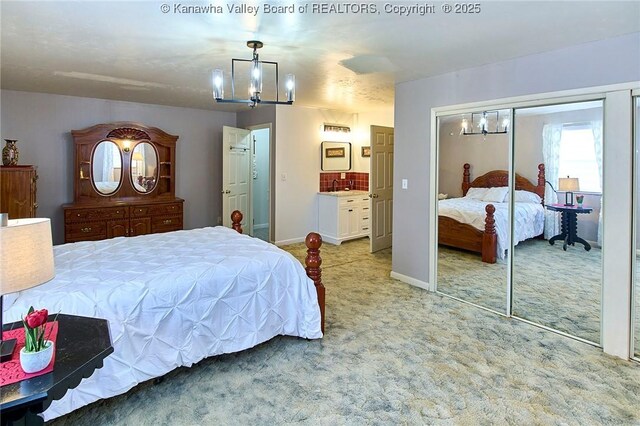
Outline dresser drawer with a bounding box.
[151,215,183,233]
[66,206,127,222]
[143,202,183,216]
[66,221,107,242]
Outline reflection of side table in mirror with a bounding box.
[1,314,113,426]
[546,203,593,251]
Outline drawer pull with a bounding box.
[81,227,92,233]
[347,200,354,202]
[348,209,353,212]
[363,217,369,220]
[362,227,369,231]
[163,219,172,225]
[77,213,81,217]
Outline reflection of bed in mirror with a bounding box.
[438,163,546,263]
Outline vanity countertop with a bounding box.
[318,190,369,197]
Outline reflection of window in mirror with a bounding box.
[558,125,601,193]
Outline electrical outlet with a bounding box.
[340,172,346,179]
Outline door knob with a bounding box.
[368,194,373,198]
[372,194,379,198]
[226,190,231,194]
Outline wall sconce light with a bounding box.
[122,139,132,152]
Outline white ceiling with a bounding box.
[1,1,638,113]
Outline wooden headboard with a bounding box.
[461,163,546,204]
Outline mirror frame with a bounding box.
[321,141,352,171]
[130,141,159,194]
[91,140,123,196]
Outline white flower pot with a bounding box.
[20,340,54,373]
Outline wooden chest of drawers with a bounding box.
[0,165,38,219]
[63,199,184,243]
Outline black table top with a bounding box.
[545,203,593,213]
[1,314,113,416]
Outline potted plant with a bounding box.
[20,307,54,373]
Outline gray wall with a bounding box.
[0,90,236,245]
[393,32,640,283]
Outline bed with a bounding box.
[3,212,325,421]
[438,163,546,263]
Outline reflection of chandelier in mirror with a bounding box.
[212,41,295,108]
[461,111,510,136]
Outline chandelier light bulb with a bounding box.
[285,74,295,102]
[212,69,224,100]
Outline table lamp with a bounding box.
[558,176,579,206]
[0,216,55,362]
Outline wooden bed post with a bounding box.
[482,204,497,264]
[537,163,546,205]
[305,232,325,334]
[462,163,471,196]
[231,210,243,234]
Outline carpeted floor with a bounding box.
[50,238,640,425]
[437,239,602,344]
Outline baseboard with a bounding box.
[254,223,268,230]
[274,237,306,246]
[390,271,430,291]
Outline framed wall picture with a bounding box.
[325,147,345,158]
[361,146,371,157]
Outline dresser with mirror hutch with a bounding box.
[63,122,184,243]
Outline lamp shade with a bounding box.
[132,152,144,161]
[0,218,55,295]
[558,177,580,192]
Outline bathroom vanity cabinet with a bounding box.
[318,191,370,245]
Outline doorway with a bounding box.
[221,124,272,241]
[250,126,271,242]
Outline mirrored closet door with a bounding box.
[436,110,511,314]
[511,101,604,344]
[634,95,640,359]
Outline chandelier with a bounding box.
[461,111,510,136]
[212,41,295,108]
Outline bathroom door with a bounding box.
[222,126,251,233]
[370,125,394,253]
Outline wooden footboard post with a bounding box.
[537,163,546,205]
[305,232,325,334]
[462,163,471,196]
[231,210,243,234]
[482,204,497,264]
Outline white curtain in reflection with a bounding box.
[102,142,115,182]
[592,120,603,247]
[542,123,562,239]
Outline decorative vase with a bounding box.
[19,340,54,373]
[2,139,19,166]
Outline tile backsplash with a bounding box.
[320,172,369,192]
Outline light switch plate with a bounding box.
[340,172,346,179]
[402,179,408,189]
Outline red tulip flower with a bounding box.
[22,306,50,353]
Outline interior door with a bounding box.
[222,126,251,233]
[370,125,394,252]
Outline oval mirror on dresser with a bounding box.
[92,140,122,195]
[130,141,158,193]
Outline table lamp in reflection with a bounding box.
[0,215,55,362]
[558,176,579,206]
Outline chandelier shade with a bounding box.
[213,41,295,108]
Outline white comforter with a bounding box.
[438,198,544,259]
[4,227,322,420]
